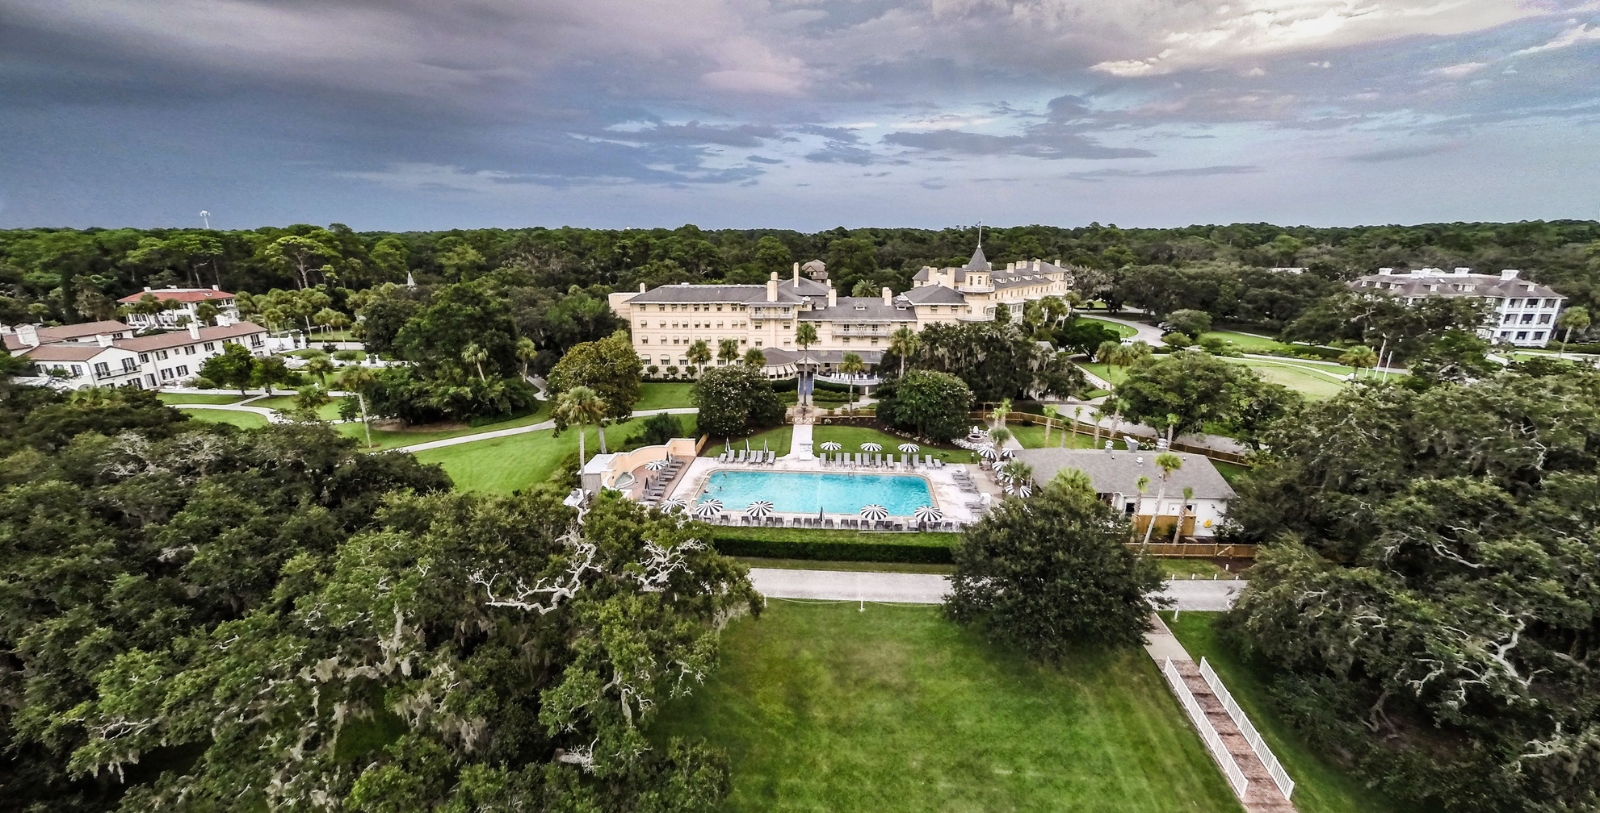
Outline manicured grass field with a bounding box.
[1211,460,1249,487]
[1199,331,1292,354]
[1009,423,1101,450]
[1077,316,1139,339]
[411,424,616,493]
[159,393,247,405]
[636,382,696,411]
[732,557,958,575]
[179,408,269,429]
[1079,362,1129,385]
[1222,359,1349,400]
[1163,613,1401,813]
[654,602,1242,813]
[335,402,553,450]
[253,395,346,421]
[704,425,966,463]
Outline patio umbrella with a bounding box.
[999,448,1016,460]
[659,498,686,511]
[1013,483,1033,498]
[745,500,774,519]
[693,499,723,518]
[860,442,883,452]
[819,441,842,451]
[913,505,943,522]
[859,504,889,521]
[897,443,921,453]
[644,459,671,471]
[976,444,1001,460]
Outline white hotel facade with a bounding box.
[1349,267,1567,348]
[607,247,1073,376]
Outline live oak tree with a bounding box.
[1108,349,1275,442]
[898,321,1085,402]
[946,472,1164,659]
[876,369,972,442]
[548,330,642,424]
[1223,369,1600,813]
[690,365,785,438]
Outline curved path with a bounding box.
[1079,313,1165,344]
[390,407,698,454]
[749,567,1244,609]
[175,402,287,423]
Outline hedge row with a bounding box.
[712,536,955,564]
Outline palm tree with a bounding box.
[515,337,538,379]
[998,459,1033,495]
[1041,405,1059,445]
[1133,475,1150,542]
[794,321,819,353]
[1142,452,1184,547]
[1096,340,1123,366]
[1172,486,1195,544]
[339,367,376,449]
[462,342,488,382]
[1069,406,1082,447]
[1163,411,1181,445]
[686,339,712,377]
[987,426,1012,449]
[717,338,740,366]
[305,356,335,386]
[1090,406,1105,448]
[1558,306,1591,358]
[1339,345,1379,378]
[1124,341,1153,366]
[839,352,865,413]
[888,325,920,377]
[990,397,1012,428]
[742,347,766,368]
[554,386,608,470]
[195,301,220,326]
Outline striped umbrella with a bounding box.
[859,504,889,521]
[659,498,686,511]
[819,441,842,451]
[897,443,921,453]
[976,444,1001,460]
[745,500,774,519]
[913,505,943,522]
[1013,482,1033,498]
[860,442,883,452]
[693,499,723,518]
[644,459,671,471]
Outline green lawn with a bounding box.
[1078,362,1129,386]
[335,402,553,451]
[636,382,697,411]
[411,424,616,493]
[655,602,1243,813]
[1163,613,1401,813]
[1077,316,1139,339]
[1199,331,1293,354]
[731,557,958,575]
[1222,359,1349,400]
[1155,559,1231,579]
[179,408,269,429]
[1009,423,1101,450]
[1212,460,1250,487]
[158,393,247,405]
[253,395,346,421]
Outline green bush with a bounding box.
[192,376,217,389]
[710,532,956,564]
[332,349,363,361]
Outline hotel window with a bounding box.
[203,342,215,351]
[184,345,196,355]
[139,353,149,362]
[122,358,138,373]
[94,362,110,378]
[156,350,169,360]
[1539,314,1551,324]
[176,365,189,377]
[641,337,648,344]
[1509,298,1522,308]
[160,368,174,380]
[1516,331,1528,341]
[1533,332,1546,340]
[658,305,665,312]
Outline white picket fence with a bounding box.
[1163,658,1250,798]
[1200,657,1295,799]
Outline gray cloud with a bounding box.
[1343,144,1459,163]
[883,129,1153,160]
[1065,166,1262,181]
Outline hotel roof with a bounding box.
[117,287,236,304]
[114,322,267,352]
[3,320,132,351]
[1013,448,1235,501]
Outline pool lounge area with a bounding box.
[666,449,994,529]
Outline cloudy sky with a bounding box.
[3,0,1598,230]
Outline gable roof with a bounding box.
[798,297,918,322]
[114,322,267,352]
[117,287,237,304]
[3,320,133,351]
[1013,448,1235,501]
[898,285,967,305]
[21,343,129,362]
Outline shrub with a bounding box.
[692,365,786,437]
[876,370,973,442]
[626,412,681,449]
[192,376,217,389]
[332,349,363,361]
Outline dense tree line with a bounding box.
[1221,368,1600,813]
[0,382,758,812]
[5,221,1597,337]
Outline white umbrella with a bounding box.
[913,505,943,522]
[659,498,686,511]
[819,441,842,451]
[860,442,883,452]
[1013,482,1033,498]
[644,459,671,471]
[693,499,723,518]
[897,443,920,453]
[859,504,889,521]
[977,445,1001,460]
[999,448,1016,460]
[745,500,774,518]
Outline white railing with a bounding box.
[1199,657,1295,800]
[1163,658,1250,798]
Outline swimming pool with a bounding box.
[695,470,935,516]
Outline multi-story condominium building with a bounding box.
[5,318,270,390]
[1348,268,1567,348]
[608,246,1073,377]
[117,285,241,329]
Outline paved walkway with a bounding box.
[1080,313,1166,344]
[391,407,699,453]
[748,567,1245,609]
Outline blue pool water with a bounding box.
[696,470,934,516]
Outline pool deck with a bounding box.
[668,453,990,527]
